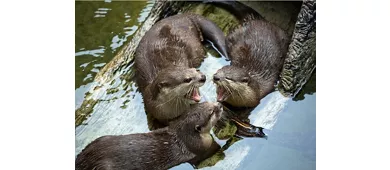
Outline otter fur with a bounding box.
[135,13,228,123]
[75,102,223,170]
[211,1,290,108]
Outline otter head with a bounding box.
[213,66,260,108]
[149,67,206,120]
[176,102,223,134]
[170,102,223,155]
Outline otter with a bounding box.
[135,13,228,124]
[76,102,223,170]
[210,1,290,108]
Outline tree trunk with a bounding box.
[279,0,316,97]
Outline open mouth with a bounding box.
[217,86,229,102]
[186,87,201,102]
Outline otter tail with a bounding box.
[189,15,229,58]
[204,0,263,22]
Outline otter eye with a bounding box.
[195,125,201,132]
[226,77,233,81]
[184,78,192,83]
[242,77,249,83]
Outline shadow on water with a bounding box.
[75,1,315,170]
[293,70,316,101]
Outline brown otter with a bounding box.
[75,102,223,170]
[210,1,290,108]
[135,13,228,124]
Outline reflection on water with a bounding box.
[75,2,315,170]
[75,0,154,109]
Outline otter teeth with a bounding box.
[191,88,201,102]
[217,87,227,102]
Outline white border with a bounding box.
[1,0,390,169]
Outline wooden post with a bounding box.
[279,0,316,97]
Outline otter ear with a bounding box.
[195,125,201,132]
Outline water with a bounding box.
[75,0,154,109]
[75,2,316,170]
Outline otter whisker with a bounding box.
[225,83,233,95]
[227,83,245,103]
[219,83,229,100]
[235,87,246,104]
[190,85,195,97]
[156,93,178,108]
[222,82,233,96]
[186,85,194,98]
[176,97,182,115]
[174,97,178,115]
[177,96,183,115]
[186,87,191,97]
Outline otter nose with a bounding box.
[213,75,220,81]
[199,74,206,83]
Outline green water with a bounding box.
[75,0,153,108]
[75,1,316,170]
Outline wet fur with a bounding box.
[144,67,205,122]
[76,102,223,170]
[135,13,227,122]
[213,1,289,108]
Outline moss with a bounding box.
[110,96,119,101]
[121,90,131,98]
[109,79,116,86]
[119,67,135,82]
[122,81,134,93]
[196,150,225,169]
[106,88,119,94]
[84,91,92,99]
[75,99,99,126]
[183,3,239,35]
[196,136,242,168]
[120,99,131,109]
[213,120,237,139]
[93,85,102,91]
